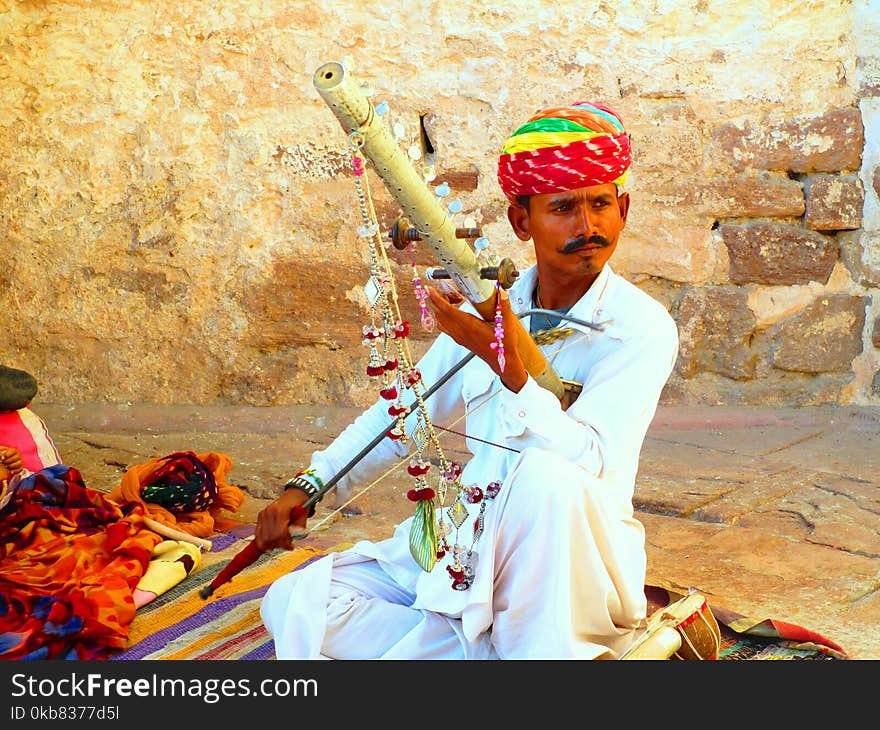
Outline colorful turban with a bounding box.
[497,101,631,202]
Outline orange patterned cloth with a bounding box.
[108,451,245,538]
[0,465,162,659]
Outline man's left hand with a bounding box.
[427,285,528,393]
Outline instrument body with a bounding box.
[620,591,721,660]
[312,61,564,401]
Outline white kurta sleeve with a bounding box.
[495,315,679,480]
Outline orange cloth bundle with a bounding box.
[109,451,245,538]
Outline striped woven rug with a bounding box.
[112,526,344,660]
[112,528,848,661]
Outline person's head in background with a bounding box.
[0,365,38,413]
[0,365,62,474]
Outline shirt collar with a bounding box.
[510,262,612,334]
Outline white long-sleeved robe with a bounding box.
[261,262,679,659]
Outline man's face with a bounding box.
[508,183,629,282]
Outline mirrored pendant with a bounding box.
[447,496,468,529]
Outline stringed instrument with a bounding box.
[201,61,582,597]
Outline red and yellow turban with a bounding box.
[497,101,631,202]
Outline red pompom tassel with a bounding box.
[407,461,431,477]
[406,487,435,502]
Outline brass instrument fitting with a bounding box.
[426,257,519,290]
[389,216,482,250]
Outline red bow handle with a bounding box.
[198,504,311,599]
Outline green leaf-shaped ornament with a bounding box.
[409,498,438,573]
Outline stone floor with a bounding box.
[33,399,880,660]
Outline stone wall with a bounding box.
[1,0,878,408]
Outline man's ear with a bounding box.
[507,203,532,242]
[617,192,630,226]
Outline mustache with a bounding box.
[561,235,612,254]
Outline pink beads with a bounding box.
[488,282,505,373]
[413,276,435,332]
[409,243,435,334]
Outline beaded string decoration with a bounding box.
[409,243,435,333]
[489,281,505,373]
[346,96,511,589]
[419,156,506,587]
[348,130,466,576]
[447,480,502,590]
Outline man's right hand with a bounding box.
[254,487,311,551]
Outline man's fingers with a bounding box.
[427,284,467,307]
[499,288,518,327]
[291,505,309,529]
[0,448,22,473]
[426,285,450,309]
[445,288,466,305]
[427,285,456,335]
[256,504,298,552]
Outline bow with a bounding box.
[198,309,602,598]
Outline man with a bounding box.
[257,100,679,659]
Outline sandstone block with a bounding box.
[664,370,854,407]
[805,174,864,231]
[686,175,805,218]
[619,219,715,284]
[768,295,868,373]
[839,230,880,287]
[722,222,838,285]
[441,169,479,192]
[857,55,880,97]
[674,286,756,380]
[627,99,702,173]
[713,108,863,173]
